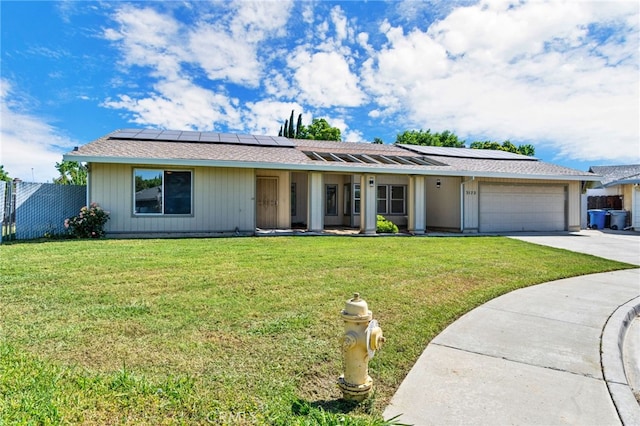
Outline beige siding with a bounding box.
[91,163,255,234]
[623,184,633,211]
[425,176,461,229]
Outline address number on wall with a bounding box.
[466,190,477,195]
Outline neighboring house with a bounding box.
[586,165,640,230]
[63,129,600,237]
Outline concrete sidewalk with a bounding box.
[383,231,640,425]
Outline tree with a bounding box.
[295,114,303,138]
[300,118,341,141]
[0,165,10,182]
[54,160,87,185]
[395,129,464,147]
[288,110,295,138]
[280,110,342,141]
[372,137,384,144]
[470,140,535,156]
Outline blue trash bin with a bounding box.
[588,209,606,229]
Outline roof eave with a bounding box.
[64,153,600,181]
[603,178,640,187]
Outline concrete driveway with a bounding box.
[508,229,640,266]
[383,229,640,425]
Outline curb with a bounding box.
[601,295,640,426]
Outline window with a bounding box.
[134,169,192,215]
[391,185,406,214]
[325,184,338,216]
[353,184,361,215]
[375,184,407,215]
[377,185,388,214]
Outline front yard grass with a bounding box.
[0,236,633,424]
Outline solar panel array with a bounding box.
[109,129,295,148]
[397,144,537,161]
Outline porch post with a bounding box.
[407,175,426,235]
[307,172,324,232]
[359,174,377,234]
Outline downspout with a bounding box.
[86,162,91,205]
[460,180,464,232]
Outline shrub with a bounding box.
[65,203,110,238]
[376,215,398,234]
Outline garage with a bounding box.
[479,184,566,232]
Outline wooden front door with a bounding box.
[256,177,278,229]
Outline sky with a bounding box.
[1,0,638,183]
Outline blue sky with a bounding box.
[1,0,638,182]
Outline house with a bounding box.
[63,129,600,237]
[585,165,640,230]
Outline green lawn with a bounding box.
[0,237,632,425]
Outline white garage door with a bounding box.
[479,184,566,232]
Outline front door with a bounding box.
[256,177,278,229]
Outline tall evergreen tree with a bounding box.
[288,110,295,138]
[296,114,303,138]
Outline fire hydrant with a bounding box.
[338,292,385,401]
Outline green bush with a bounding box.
[376,215,398,234]
[65,202,110,238]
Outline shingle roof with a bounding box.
[64,130,599,181]
[588,165,640,186]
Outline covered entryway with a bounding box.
[479,184,566,232]
[256,177,278,229]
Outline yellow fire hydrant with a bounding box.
[338,292,385,401]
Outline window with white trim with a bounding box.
[134,169,192,215]
[377,185,388,214]
[353,184,361,215]
[390,185,406,214]
[375,184,406,215]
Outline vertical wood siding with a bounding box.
[91,163,255,234]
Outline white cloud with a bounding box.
[290,50,366,107]
[102,1,295,132]
[243,100,306,135]
[103,5,185,79]
[188,24,262,87]
[362,0,640,163]
[103,78,241,131]
[0,79,77,182]
[330,6,349,42]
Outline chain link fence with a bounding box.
[1,181,86,242]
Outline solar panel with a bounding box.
[397,144,537,160]
[109,129,295,148]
